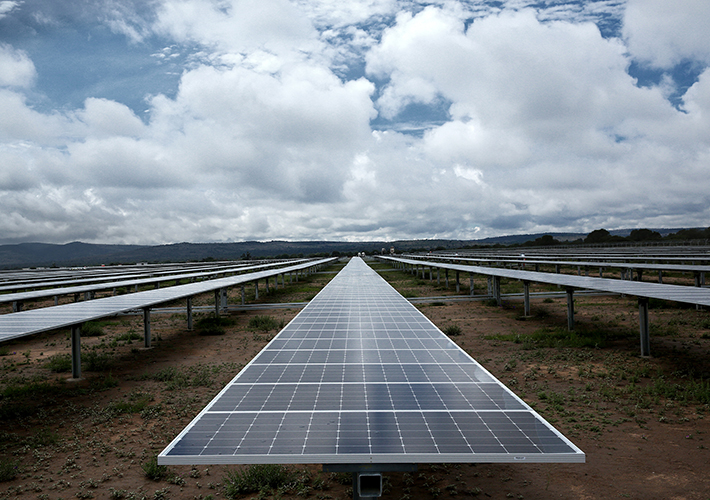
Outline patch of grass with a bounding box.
[81,321,105,337]
[83,351,115,372]
[109,391,154,415]
[142,456,168,481]
[195,316,235,336]
[248,315,283,332]
[485,326,633,349]
[223,464,295,497]
[0,458,19,482]
[46,353,72,372]
[115,332,142,342]
[443,325,462,336]
[44,350,115,373]
[147,364,218,390]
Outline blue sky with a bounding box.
[1,0,709,245]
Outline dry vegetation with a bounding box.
[1,259,709,500]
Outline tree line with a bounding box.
[522,227,710,247]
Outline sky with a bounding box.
[1,0,709,245]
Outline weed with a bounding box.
[223,464,295,497]
[109,391,155,415]
[45,353,72,372]
[0,459,19,482]
[81,321,105,337]
[115,332,142,342]
[248,315,283,332]
[195,316,235,336]
[83,351,115,371]
[443,325,462,336]
[142,456,168,481]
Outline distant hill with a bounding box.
[0,228,698,269]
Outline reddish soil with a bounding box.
[1,261,709,500]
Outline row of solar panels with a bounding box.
[159,257,585,466]
[405,254,710,284]
[431,246,710,264]
[0,260,309,311]
[388,256,710,307]
[379,255,710,357]
[0,258,337,344]
[0,259,281,292]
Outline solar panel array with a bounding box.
[159,257,583,465]
[0,258,334,344]
[382,256,710,308]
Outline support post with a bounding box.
[494,276,501,306]
[445,269,449,288]
[214,290,220,317]
[639,298,650,357]
[241,284,245,305]
[469,273,474,296]
[71,324,82,379]
[255,280,259,299]
[187,297,193,330]
[523,281,531,317]
[143,307,152,348]
[455,271,460,293]
[566,289,575,331]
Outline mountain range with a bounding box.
[0,228,690,269]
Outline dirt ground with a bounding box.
[1,259,709,500]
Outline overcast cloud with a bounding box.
[0,0,709,245]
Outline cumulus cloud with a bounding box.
[0,43,36,88]
[1,1,710,245]
[623,0,710,68]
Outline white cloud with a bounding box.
[154,0,321,59]
[0,43,36,88]
[623,0,710,68]
[78,98,146,138]
[0,0,19,19]
[2,1,710,245]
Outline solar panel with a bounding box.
[159,257,584,465]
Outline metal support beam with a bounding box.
[143,307,152,348]
[523,281,531,317]
[255,280,259,299]
[494,276,501,306]
[455,271,460,293]
[241,284,245,305]
[639,298,650,357]
[187,297,193,330]
[71,324,82,379]
[566,289,575,331]
[469,273,474,296]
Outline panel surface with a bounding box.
[159,258,584,465]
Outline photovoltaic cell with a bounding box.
[159,258,584,465]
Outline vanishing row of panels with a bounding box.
[387,257,710,308]
[159,257,584,465]
[0,259,334,343]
